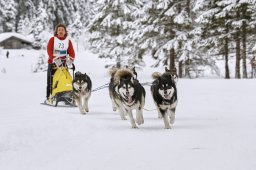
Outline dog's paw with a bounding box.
[79,108,86,115]
[80,111,86,115]
[136,117,144,125]
[164,125,171,129]
[170,118,175,124]
[131,124,138,129]
[121,117,127,120]
[170,115,175,124]
[113,107,117,111]
[158,113,163,119]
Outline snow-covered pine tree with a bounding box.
[32,0,49,49]
[130,0,194,75]
[15,0,35,32]
[17,16,32,35]
[45,0,77,29]
[181,0,220,78]
[221,0,246,79]
[194,0,256,78]
[0,0,4,32]
[68,12,83,51]
[250,1,256,77]
[88,0,144,68]
[233,0,256,78]
[75,0,95,27]
[0,0,17,32]
[194,0,235,79]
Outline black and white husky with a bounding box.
[72,71,92,114]
[109,68,145,128]
[151,68,178,129]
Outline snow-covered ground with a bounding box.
[0,49,256,170]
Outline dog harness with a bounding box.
[53,37,69,57]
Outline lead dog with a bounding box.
[72,71,92,114]
[151,69,178,129]
[109,68,145,128]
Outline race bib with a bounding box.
[53,37,69,57]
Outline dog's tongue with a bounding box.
[164,95,171,100]
[128,95,132,103]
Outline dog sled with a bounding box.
[42,57,76,107]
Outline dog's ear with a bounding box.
[130,77,134,84]
[84,73,87,80]
[75,72,80,77]
[171,75,178,84]
[156,76,161,84]
[165,67,170,73]
[75,71,82,76]
[114,78,120,85]
[132,67,137,79]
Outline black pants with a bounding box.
[46,64,56,99]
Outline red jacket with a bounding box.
[47,35,75,64]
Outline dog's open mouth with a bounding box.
[123,94,133,103]
[164,94,171,100]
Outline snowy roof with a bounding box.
[0,32,33,44]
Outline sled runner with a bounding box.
[46,57,76,107]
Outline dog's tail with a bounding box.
[152,72,162,79]
[114,69,133,84]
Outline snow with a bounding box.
[0,49,256,170]
[252,44,256,51]
[0,32,33,43]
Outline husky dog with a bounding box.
[109,68,145,128]
[151,69,178,129]
[109,67,138,111]
[72,71,92,114]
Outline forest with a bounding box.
[1,0,256,78]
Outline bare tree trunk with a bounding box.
[116,55,121,68]
[242,21,248,78]
[169,48,175,71]
[186,0,191,17]
[178,61,183,78]
[235,31,241,78]
[224,37,230,79]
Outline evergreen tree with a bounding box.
[194,0,233,79]
[46,0,77,29]
[234,1,255,78]
[68,12,83,51]
[88,0,144,68]
[130,0,194,73]
[15,0,35,32]
[17,16,32,35]
[32,0,49,48]
[0,0,4,32]
[75,0,95,27]
[1,0,17,32]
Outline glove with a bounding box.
[66,58,73,67]
[54,57,62,67]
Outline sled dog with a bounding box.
[109,68,145,128]
[151,68,178,129]
[72,71,92,114]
